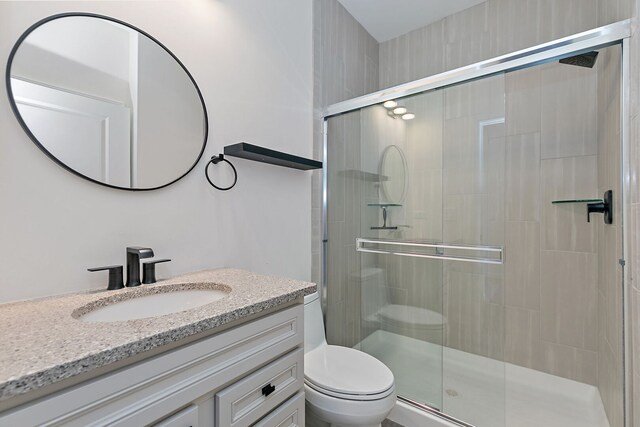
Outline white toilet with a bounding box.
[304,292,396,427]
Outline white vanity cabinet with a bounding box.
[0,304,305,427]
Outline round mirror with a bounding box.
[380,145,408,204]
[6,13,208,190]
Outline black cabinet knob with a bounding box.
[142,259,171,284]
[88,265,124,290]
[261,383,276,397]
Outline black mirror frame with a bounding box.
[5,12,209,191]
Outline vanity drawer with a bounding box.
[254,392,305,427]
[152,405,198,427]
[216,348,303,427]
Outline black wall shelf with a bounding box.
[224,143,322,170]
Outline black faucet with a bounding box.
[126,246,154,287]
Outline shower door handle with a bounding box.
[356,238,503,265]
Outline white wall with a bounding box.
[0,0,313,303]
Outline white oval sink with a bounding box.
[78,288,229,322]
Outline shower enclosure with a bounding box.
[322,21,630,427]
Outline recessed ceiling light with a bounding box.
[383,100,398,109]
[402,113,415,120]
[393,107,407,115]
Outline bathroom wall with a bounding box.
[596,45,625,427]
[313,0,378,346]
[501,58,602,386]
[0,0,313,303]
[378,0,632,89]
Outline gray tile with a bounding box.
[506,66,542,136]
[540,62,598,159]
[540,156,598,253]
[505,306,540,368]
[533,339,598,385]
[505,133,541,221]
[505,221,540,309]
[444,2,496,71]
[540,251,598,351]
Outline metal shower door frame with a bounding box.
[321,19,632,427]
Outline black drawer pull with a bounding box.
[261,383,276,397]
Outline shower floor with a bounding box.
[357,330,609,427]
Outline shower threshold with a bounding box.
[357,330,609,427]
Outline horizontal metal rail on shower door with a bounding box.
[323,19,631,118]
[356,238,504,265]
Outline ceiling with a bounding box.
[338,0,487,42]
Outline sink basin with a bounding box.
[77,287,229,322]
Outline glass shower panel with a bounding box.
[325,71,506,425]
[441,74,506,427]
[356,89,445,410]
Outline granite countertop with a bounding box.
[0,268,316,403]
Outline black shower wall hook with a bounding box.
[205,154,237,191]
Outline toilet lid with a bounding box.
[305,345,394,397]
[378,304,446,329]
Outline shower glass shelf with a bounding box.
[551,198,603,204]
[367,203,402,207]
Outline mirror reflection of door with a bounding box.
[8,15,206,190]
[12,78,131,187]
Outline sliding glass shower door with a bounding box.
[326,73,507,426]
[357,86,447,411]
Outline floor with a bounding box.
[382,419,405,427]
[358,330,610,427]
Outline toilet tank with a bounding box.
[304,292,326,353]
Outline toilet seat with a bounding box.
[304,345,395,401]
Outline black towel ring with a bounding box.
[205,154,237,191]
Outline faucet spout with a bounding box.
[126,246,155,287]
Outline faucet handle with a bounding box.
[88,265,124,290]
[142,259,171,284]
[126,246,155,258]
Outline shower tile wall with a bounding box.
[441,75,506,361]
[313,0,378,347]
[378,0,612,90]
[454,61,602,385]
[363,95,444,344]
[597,47,624,427]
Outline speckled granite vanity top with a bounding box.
[0,268,316,402]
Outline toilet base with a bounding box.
[305,383,396,427]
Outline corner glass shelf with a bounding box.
[339,170,389,182]
[367,203,402,207]
[551,198,603,204]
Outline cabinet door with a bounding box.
[153,405,198,427]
